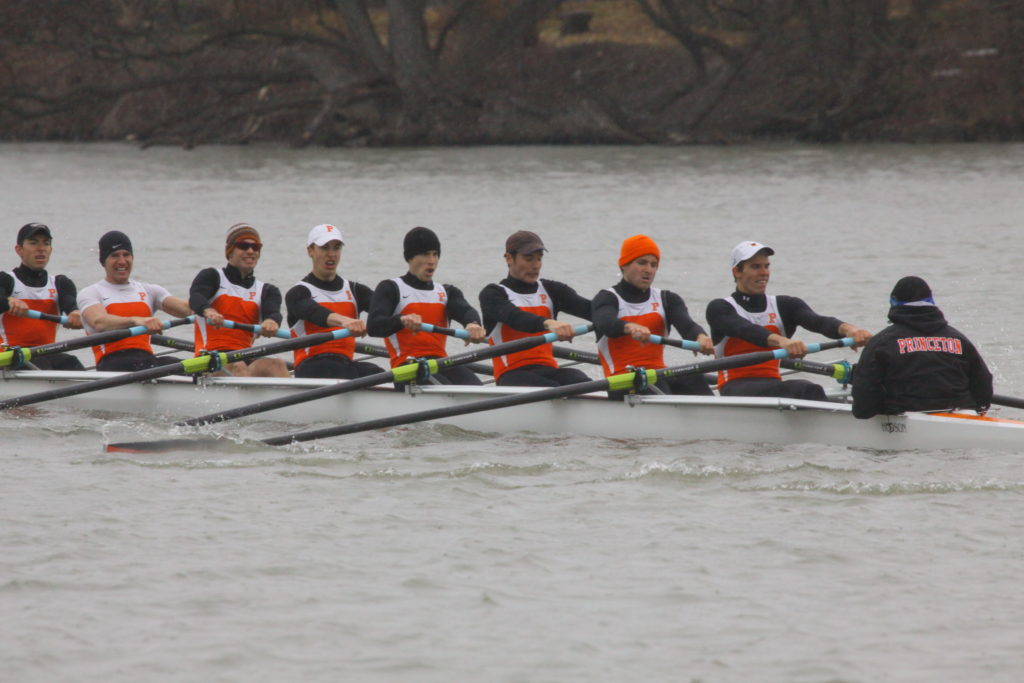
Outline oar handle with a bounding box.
[220,319,292,339]
[648,334,702,352]
[25,310,69,325]
[420,323,471,340]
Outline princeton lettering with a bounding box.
[896,336,963,355]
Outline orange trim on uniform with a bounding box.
[293,299,359,367]
[93,301,154,363]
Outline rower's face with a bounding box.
[104,249,133,284]
[734,254,771,295]
[621,254,658,290]
[505,251,543,284]
[408,250,439,282]
[227,238,262,274]
[15,236,52,270]
[308,241,342,279]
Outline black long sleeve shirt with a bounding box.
[705,292,845,346]
[478,276,592,335]
[592,280,706,341]
[0,265,78,314]
[285,273,374,328]
[367,273,481,337]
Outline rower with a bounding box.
[367,226,486,389]
[0,222,84,370]
[705,240,872,400]
[478,230,592,387]
[851,276,992,418]
[188,223,289,378]
[285,223,382,379]
[593,234,713,400]
[77,231,193,372]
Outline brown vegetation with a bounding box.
[0,0,1021,146]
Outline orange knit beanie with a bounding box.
[618,234,660,267]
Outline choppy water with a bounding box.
[2,143,1024,681]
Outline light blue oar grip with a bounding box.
[222,319,291,339]
[421,323,470,339]
[26,310,69,324]
[649,334,701,351]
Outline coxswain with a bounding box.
[478,230,592,387]
[705,241,872,400]
[367,226,486,388]
[188,223,289,377]
[285,224,382,379]
[77,231,193,372]
[852,276,992,418]
[0,222,84,370]
[593,234,713,400]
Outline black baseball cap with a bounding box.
[17,223,52,244]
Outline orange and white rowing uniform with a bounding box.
[77,279,170,364]
[383,277,448,367]
[290,279,359,367]
[713,294,783,389]
[0,270,59,347]
[596,286,666,376]
[488,282,557,381]
[193,268,264,353]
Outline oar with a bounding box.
[992,394,1024,410]
[105,337,852,453]
[354,340,493,376]
[150,335,195,353]
[24,310,69,325]
[779,357,852,384]
[218,319,292,339]
[0,328,352,410]
[0,316,194,369]
[173,324,594,427]
[552,345,600,365]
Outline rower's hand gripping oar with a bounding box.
[0,316,194,370]
[0,328,353,410]
[174,324,595,427]
[106,337,852,453]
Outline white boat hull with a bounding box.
[2,370,1022,451]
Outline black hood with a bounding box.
[887,304,948,334]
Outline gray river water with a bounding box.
[2,142,1023,682]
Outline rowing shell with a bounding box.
[1,370,1021,452]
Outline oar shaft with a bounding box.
[0,316,193,367]
[220,319,292,339]
[177,324,593,426]
[0,328,350,410]
[992,394,1024,410]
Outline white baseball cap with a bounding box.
[730,240,774,268]
[307,224,344,247]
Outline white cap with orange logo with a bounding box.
[307,224,344,247]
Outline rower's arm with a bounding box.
[545,279,592,321]
[705,298,772,347]
[81,303,158,332]
[260,283,284,326]
[0,272,14,315]
[160,295,192,319]
[591,289,627,338]
[479,283,547,334]
[366,279,404,337]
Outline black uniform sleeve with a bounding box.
[777,295,845,339]
[444,284,481,328]
[188,267,221,315]
[662,290,706,340]
[285,284,331,329]
[706,298,772,347]
[259,283,283,325]
[0,272,15,314]
[544,279,592,321]
[479,283,548,334]
[353,281,374,314]
[591,289,626,338]
[965,340,994,411]
[367,279,403,337]
[54,275,79,314]
[850,336,887,419]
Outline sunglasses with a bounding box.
[234,241,262,252]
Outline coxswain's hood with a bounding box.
[887,304,948,334]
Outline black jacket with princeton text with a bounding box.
[851,304,992,418]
